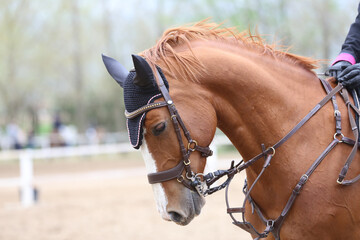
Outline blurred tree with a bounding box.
[100,0,124,131]
[71,0,86,131]
[0,0,42,130]
[0,0,358,137]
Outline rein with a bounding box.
[126,67,360,239]
[221,79,360,240]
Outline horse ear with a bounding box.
[132,54,155,88]
[102,54,128,88]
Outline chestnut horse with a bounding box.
[103,21,360,239]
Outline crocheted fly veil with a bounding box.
[102,54,169,149]
[124,68,169,148]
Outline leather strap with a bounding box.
[125,101,168,119]
[148,160,185,184]
[273,83,343,150]
[337,88,360,184]
[145,68,213,190]
[342,136,360,147]
[320,78,342,134]
[233,83,344,175]
[271,138,340,238]
[226,80,345,240]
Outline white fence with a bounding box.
[0,135,232,207]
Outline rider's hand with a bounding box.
[337,63,360,89]
[327,61,352,78]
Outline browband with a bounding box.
[125,101,168,119]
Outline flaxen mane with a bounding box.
[141,19,319,82]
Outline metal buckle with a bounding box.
[337,178,343,185]
[300,174,309,183]
[333,133,344,143]
[266,147,276,156]
[184,172,208,196]
[264,220,275,235]
[267,220,274,228]
[194,180,208,197]
[187,140,198,152]
[186,171,194,180]
[177,175,184,183]
[183,159,191,165]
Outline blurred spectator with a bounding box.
[6,122,26,149]
[49,128,65,147]
[59,125,78,146]
[85,125,99,145]
[26,130,36,149]
[37,109,52,136]
[49,113,65,147]
[53,113,63,131]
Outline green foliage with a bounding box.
[0,0,358,133]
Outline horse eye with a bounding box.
[152,122,167,136]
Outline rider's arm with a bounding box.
[328,3,360,78]
[333,3,360,65]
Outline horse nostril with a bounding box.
[168,211,184,223]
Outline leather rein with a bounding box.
[126,68,360,239]
[224,78,360,240]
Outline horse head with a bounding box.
[102,53,217,225]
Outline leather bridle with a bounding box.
[126,64,360,239]
[223,78,360,240]
[125,67,213,192]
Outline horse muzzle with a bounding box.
[166,190,205,226]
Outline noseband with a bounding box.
[125,67,213,192]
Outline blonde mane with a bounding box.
[141,20,319,82]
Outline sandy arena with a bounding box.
[0,152,251,240]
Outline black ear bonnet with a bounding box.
[124,67,169,149]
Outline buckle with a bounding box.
[266,147,276,156]
[187,140,198,152]
[333,133,344,143]
[264,220,275,235]
[300,174,309,183]
[177,175,184,183]
[337,178,343,185]
[267,220,274,227]
[183,159,191,166]
[334,110,341,117]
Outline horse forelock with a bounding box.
[140,19,319,83]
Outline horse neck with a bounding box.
[194,46,325,170]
